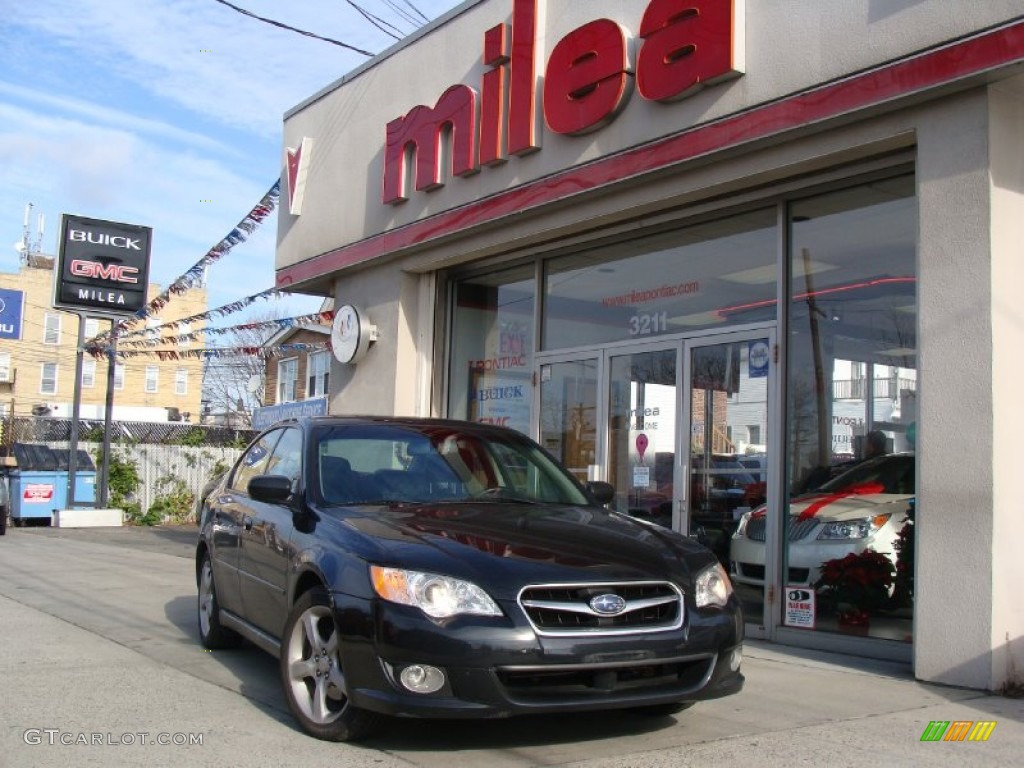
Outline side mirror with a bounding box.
[586,480,615,505]
[248,474,293,503]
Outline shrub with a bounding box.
[147,474,196,524]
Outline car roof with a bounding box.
[266,415,527,436]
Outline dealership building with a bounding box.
[274,0,1024,692]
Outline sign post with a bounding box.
[54,215,152,513]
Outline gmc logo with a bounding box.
[70,260,139,284]
[382,0,743,205]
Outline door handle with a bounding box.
[244,516,253,531]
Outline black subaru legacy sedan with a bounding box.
[196,416,743,741]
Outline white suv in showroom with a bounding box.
[729,453,914,590]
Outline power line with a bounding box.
[395,0,430,24]
[346,1,404,41]
[210,0,376,56]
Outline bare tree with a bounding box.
[201,311,281,427]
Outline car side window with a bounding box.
[268,427,303,492]
[231,430,282,493]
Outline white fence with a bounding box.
[46,441,244,521]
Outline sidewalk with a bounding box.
[2,524,1021,767]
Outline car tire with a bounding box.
[0,507,7,536]
[197,552,241,649]
[629,701,695,717]
[279,587,383,742]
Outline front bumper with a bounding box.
[332,592,744,718]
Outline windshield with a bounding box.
[313,423,592,507]
[817,453,915,495]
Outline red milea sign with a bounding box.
[382,0,743,205]
[23,484,55,503]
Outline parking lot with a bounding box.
[0,524,1021,767]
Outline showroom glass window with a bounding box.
[448,265,535,436]
[786,174,917,639]
[543,210,777,349]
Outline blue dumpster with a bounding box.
[8,445,97,523]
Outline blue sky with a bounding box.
[0,0,462,321]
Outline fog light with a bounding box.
[728,645,743,672]
[398,664,446,694]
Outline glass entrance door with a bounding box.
[537,358,600,484]
[606,345,680,528]
[537,332,775,633]
[684,332,774,630]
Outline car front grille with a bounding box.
[518,582,682,636]
[496,655,715,703]
[744,516,819,542]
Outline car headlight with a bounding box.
[694,562,733,608]
[816,513,891,540]
[734,508,759,537]
[370,566,502,618]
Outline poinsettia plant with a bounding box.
[814,549,895,620]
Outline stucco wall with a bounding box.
[328,266,425,416]
[988,75,1024,691]
[915,87,995,688]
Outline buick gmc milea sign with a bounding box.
[54,214,152,315]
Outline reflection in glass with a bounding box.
[544,209,777,349]
[538,360,598,484]
[786,174,917,641]
[608,350,677,528]
[449,266,535,436]
[689,341,769,570]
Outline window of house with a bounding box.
[84,318,100,339]
[82,359,96,388]
[146,317,161,342]
[44,313,61,345]
[278,358,298,403]
[175,368,187,395]
[41,362,58,395]
[114,363,125,390]
[179,321,191,347]
[308,351,329,398]
[145,366,158,393]
[0,353,10,382]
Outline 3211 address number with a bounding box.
[629,312,668,336]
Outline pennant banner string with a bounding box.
[92,286,287,348]
[115,310,335,348]
[88,179,282,344]
[92,342,331,361]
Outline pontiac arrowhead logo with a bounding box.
[286,137,314,216]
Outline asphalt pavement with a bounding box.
[0,523,1021,768]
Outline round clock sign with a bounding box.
[331,304,376,364]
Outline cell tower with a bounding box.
[13,203,45,263]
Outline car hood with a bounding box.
[336,502,710,598]
[788,490,913,523]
